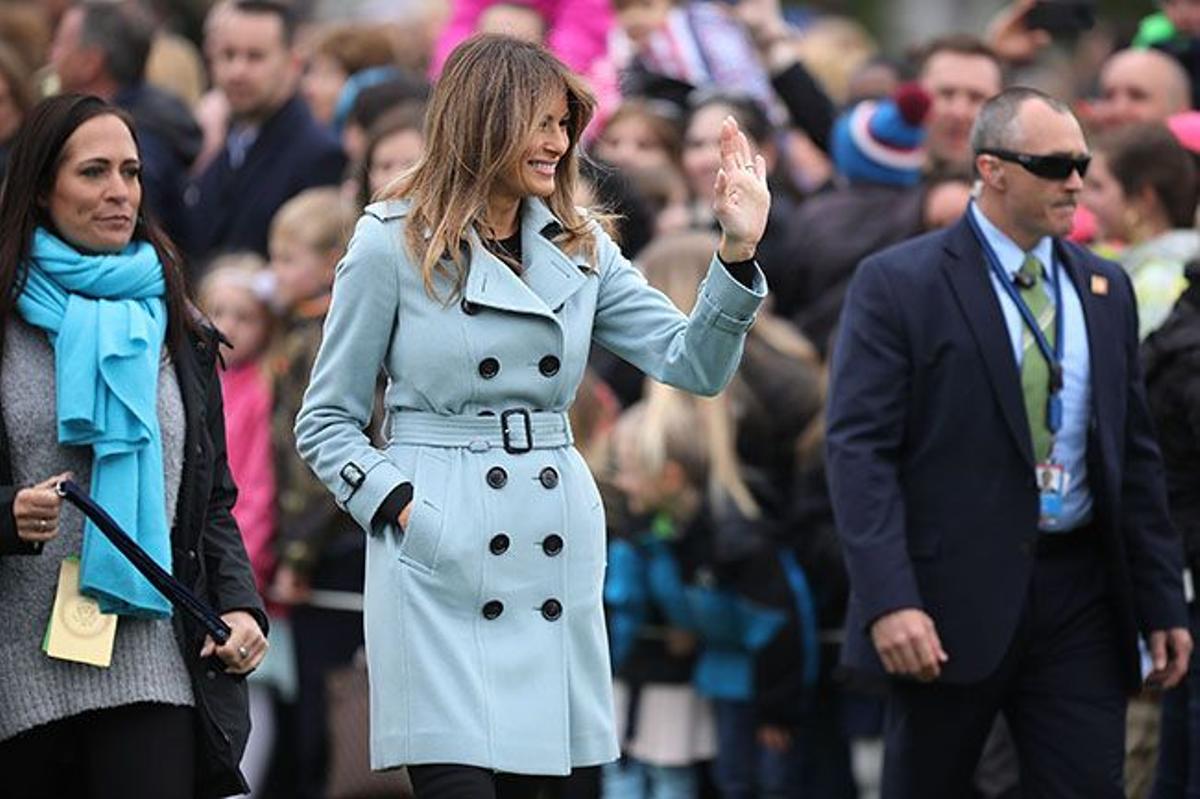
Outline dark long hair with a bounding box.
[0,93,197,355]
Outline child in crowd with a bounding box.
[199,253,277,598]
[356,102,427,209]
[593,98,683,173]
[264,188,363,796]
[605,376,818,798]
[198,252,281,797]
[603,389,722,799]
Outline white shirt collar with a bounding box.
[969,201,1055,279]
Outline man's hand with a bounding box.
[985,0,1053,65]
[870,608,949,681]
[1146,627,1193,690]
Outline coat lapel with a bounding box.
[462,198,589,321]
[519,199,590,313]
[941,215,1035,467]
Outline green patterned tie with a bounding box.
[1018,254,1055,461]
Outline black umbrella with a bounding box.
[56,480,231,645]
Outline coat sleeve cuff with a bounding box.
[337,456,409,535]
[698,255,768,333]
[374,483,414,529]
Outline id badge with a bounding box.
[1036,462,1068,529]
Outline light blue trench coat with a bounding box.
[295,197,766,775]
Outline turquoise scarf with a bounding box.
[18,227,171,617]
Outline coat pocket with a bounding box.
[397,447,450,574]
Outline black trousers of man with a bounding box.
[882,534,1127,799]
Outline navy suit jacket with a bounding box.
[826,213,1187,689]
[183,94,346,267]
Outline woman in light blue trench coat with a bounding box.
[295,34,770,797]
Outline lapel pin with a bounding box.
[1090,274,1109,296]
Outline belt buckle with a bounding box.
[501,408,533,454]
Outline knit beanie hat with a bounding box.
[831,82,932,187]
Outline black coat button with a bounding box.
[539,467,559,489]
[461,297,480,315]
[479,357,500,379]
[489,534,510,555]
[487,467,508,489]
[541,598,562,621]
[482,600,504,620]
[538,355,560,377]
[542,534,563,556]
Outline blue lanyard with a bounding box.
[966,206,1066,440]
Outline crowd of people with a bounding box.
[0,0,1197,797]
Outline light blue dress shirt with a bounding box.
[970,202,1093,531]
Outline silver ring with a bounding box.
[742,163,756,172]
[38,518,47,531]
[237,645,249,659]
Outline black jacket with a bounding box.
[1142,267,1200,574]
[0,320,267,798]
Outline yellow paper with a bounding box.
[44,558,117,668]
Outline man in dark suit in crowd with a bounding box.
[826,87,1192,797]
[184,0,344,269]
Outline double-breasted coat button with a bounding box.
[482,600,504,620]
[487,467,508,489]
[542,534,563,556]
[489,534,510,555]
[541,598,563,621]
[539,467,559,489]
[538,355,560,377]
[479,357,500,379]
[460,297,480,315]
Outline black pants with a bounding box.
[882,537,1126,798]
[0,701,195,799]
[410,764,590,799]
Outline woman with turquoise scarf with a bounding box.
[0,94,268,798]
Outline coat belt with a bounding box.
[388,408,574,453]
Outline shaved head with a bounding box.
[1097,49,1191,130]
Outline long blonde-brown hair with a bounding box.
[384,34,598,300]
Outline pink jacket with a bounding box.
[431,0,614,77]
[219,360,277,594]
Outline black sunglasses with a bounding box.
[978,148,1091,180]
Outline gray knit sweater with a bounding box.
[0,318,193,741]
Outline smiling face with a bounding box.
[921,51,1002,168]
[493,89,570,205]
[45,114,142,253]
[1095,50,1189,131]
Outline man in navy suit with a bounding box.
[827,87,1192,797]
[184,0,345,270]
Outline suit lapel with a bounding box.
[941,216,1035,467]
[1054,240,1108,428]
